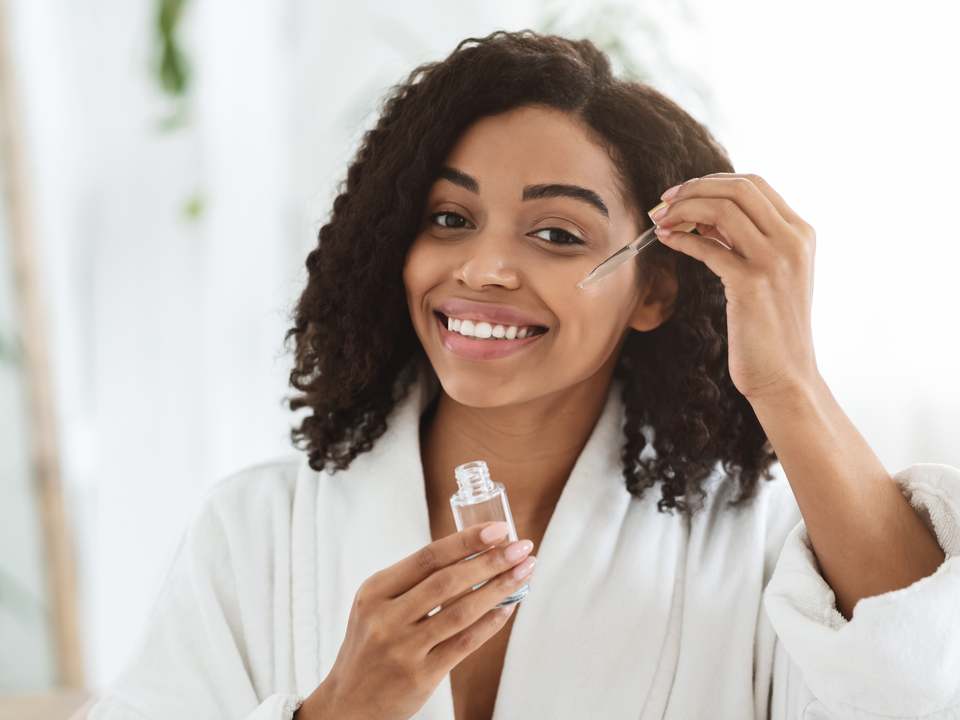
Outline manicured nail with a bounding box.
[480,522,510,544]
[649,204,669,224]
[504,540,533,562]
[512,557,536,580]
[661,184,682,201]
[655,227,672,238]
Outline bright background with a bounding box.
[2,0,958,693]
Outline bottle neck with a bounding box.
[454,461,495,498]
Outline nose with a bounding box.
[455,229,521,290]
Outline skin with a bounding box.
[298,105,945,720]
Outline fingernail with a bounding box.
[661,184,681,201]
[504,540,534,562]
[512,557,536,580]
[649,204,669,224]
[655,227,672,238]
[480,522,510,544]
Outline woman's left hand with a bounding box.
[651,173,819,402]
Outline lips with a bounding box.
[433,313,547,360]
[428,299,550,361]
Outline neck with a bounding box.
[420,368,616,538]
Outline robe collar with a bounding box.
[309,369,688,719]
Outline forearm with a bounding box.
[750,375,945,619]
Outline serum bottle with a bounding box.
[450,461,531,607]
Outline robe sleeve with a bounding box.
[86,469,306,720]
[763,463,960,719]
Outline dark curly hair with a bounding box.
[287,30,776,514]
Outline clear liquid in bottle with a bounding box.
[450,461,530,607]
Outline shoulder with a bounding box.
[200,454,305,511]
[183,454,310,550]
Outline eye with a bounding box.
[530,227,585,246]
[429,211,473,229]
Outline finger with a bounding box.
[370,521,511,599]
[652,197,765,259]
[424,559,534,667]
[655,227,745,281]
[662,175,792,237]
[694,224,731,249]
[714,173,804,225]
[401,539,535,620]
[425,604,517,675]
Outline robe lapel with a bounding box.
[314,374,456,720]
[492,387,689,720]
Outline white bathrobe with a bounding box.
[88,377,960,720]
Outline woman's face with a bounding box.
[403,105,676,409]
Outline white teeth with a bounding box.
[444,315,541,340]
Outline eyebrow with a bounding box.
[436,166,609,218]
[522,183,609,218]
[437,166,479,194]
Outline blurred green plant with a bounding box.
[535,0,713,120]
[347,6,659,138]
[152,0,192,133]
[183,194,203,220]
[154,0,190,99]
[152,0,204,219]
[348,2,708,137]
[539,2,654,81]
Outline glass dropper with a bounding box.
[578,201,697,289]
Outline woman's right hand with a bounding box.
[294,521,537,720]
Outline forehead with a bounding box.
[441,105,629,210]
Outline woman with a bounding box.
[89,31,960,720]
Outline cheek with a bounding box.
[403,238,437,311]
[549,273,641,344]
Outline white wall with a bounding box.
[694,0,960,469]
[5,0,958,691]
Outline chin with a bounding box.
[432,363,540,409]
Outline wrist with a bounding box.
[295,678,350,720]
[746,372,839,457]
[744,367,828,413]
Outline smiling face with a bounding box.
[403,105,676,409]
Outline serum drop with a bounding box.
[450,461,531,607]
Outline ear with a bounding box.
[628,256,678,332]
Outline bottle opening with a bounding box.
[454,461,495,497]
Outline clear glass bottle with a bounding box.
[450,461,530,607]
